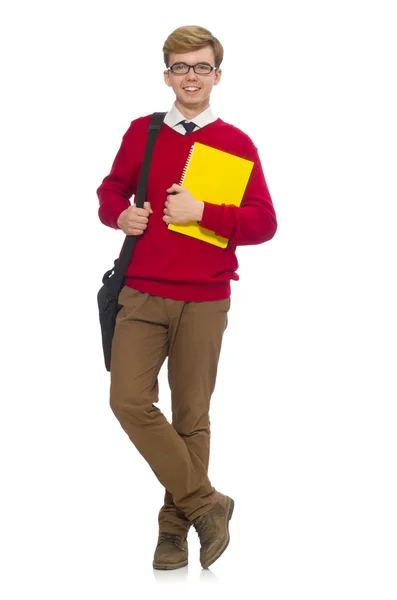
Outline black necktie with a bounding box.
[179,120,197,134]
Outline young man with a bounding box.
[97,25,277,570]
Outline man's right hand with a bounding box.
[117,202,153,235]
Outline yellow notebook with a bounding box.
[168,142,254,248]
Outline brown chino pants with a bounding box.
[109,286,230,533]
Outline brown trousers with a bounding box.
[109,286,230,533]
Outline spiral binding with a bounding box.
[179,144,196,184]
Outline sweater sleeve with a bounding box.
[198,146,277,246]
[96,122,140,229]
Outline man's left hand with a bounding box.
[163,184,204,225]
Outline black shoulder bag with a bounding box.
[97,112,166,371]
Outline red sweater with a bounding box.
[97,114,277,301]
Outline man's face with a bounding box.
[164,46,222,115]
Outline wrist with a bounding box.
[117,208,127,229]
[196,201,204,223]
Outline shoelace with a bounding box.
[193,517,208,536]
[159,532,183,544]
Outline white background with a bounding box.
[1,0,396,598]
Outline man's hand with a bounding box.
[117,202,153,235]
[163,184,204,225]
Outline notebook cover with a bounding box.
[168,142,254,248]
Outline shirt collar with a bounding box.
[164,103,217,130]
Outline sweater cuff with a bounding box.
[98,202,128,230]
[197,202,222,234]
[109,209,123,230]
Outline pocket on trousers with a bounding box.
[119,286,142,303]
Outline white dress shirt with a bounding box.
[164,102,218,135]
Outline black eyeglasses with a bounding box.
[168,62,218,75]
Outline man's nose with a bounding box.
[186,66,198,76]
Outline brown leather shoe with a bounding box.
[152,532,188,570]
[193,493,234,569]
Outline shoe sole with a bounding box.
[201,497,235,569]
[152,559,188,570]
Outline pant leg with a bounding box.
[110,287,226,522]
[158,296,230,532]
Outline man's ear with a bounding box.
[164,71,172,87]
[214,68,222,85]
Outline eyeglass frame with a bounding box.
[167,62,219,75]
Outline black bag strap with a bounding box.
[106,112,166,294]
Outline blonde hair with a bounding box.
[163,25,224,68]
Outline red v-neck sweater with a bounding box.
[97,114,277,301]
